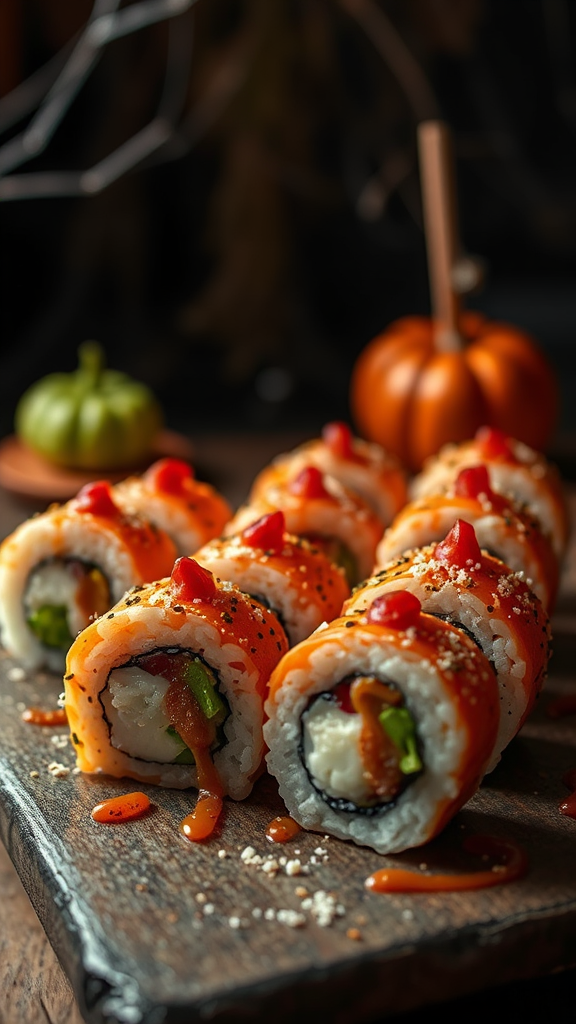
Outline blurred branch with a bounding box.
[0,0,198,198]
[337,0,439,121]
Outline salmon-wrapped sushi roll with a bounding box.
[0,480,177,673]
[65,557,289,837]
[345,520,551,772]
[264,590,499,855]
[249,421,408,527]
[376,465,559,612]
[227,465,383,588]
[410,426,570,561]
[194,511,350,646]
[114,457,232,557]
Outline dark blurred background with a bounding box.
[1,0,575,449]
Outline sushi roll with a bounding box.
[249,421,408,527]
[0,480,177,673]
[64,557,289,837]
[227,464,383,588]
[410,426,570,561]
[114,457,232,556]
[344,519,552,772]
[263,589,499,856]
[194,510,351,646]
[375,464,559,612]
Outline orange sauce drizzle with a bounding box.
[547,694,576,718]
[266,816,301,843]
[165,677,224,841]
[91,792,151,823]
[76,567,110,624]
[350,678,403,800]
[366,835,528,893]
[22,707,68,726]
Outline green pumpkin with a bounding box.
[15,341,163,470]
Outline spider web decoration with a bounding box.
[0,0,210,200]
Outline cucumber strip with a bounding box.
[185,659,226,723]
[379,706,423,775]
[27,605,74,650]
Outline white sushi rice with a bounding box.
[302,700,368,804]
[344,559,530,773]
[375,507,548,608]
[410,438,568,560]
[67,593,266,799]
[193,552,321,646]
[0,511,139,673]
[114,478,205,556]
[227,472,383,586]
[101,666,186,763]
[264,630,472,856]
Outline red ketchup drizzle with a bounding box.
[366,835,528,893]
[434,519,482,568]
[170,557,217,603]
[91,792,151,823]
[475,425,515,461]
[266,816,301,843]
[75,480,119,517]
[365,590,421,630]
[560,768,576,819]
[146,458,194,495]
[547,694,576,718]
[22,707,68,726]
[322,421,359,461]
[289,466,330,499]
[242,511,286,552]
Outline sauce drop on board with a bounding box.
[365,835,528,893]
[266,816,301,843]
[91,792,151,823]
[22,707,68,726]
[180,792,223,841]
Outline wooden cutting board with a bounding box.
[0,445,575,1024]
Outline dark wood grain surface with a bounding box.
[0,433,575,1024]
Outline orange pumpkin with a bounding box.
[349,310,559,474]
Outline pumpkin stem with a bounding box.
[417,120,462,353]
[77,340,105,387]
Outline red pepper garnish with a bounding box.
[75,480,119,517]
[365,591,421,630]
[170,557,217,602]
[475,425,514,460]
[146,457,194,495]
[332,680,355,713]
[289,465,330,499]
[322,421,356,460]
[454,464,494,500]
[242,511,286,552]
[433,519,482,568]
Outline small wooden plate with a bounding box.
[0,431,195,503]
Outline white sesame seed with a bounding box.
[277,909,306,928]
[285,859,303,876]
